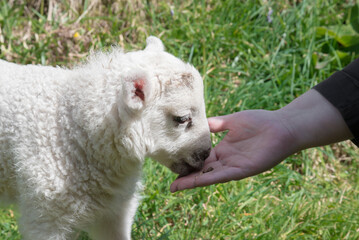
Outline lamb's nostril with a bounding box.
[201,148,211,161]
[193,148,211,162]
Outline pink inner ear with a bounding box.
[134,79,145,101]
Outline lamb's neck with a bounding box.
[59,68,145,179]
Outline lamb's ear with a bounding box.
[122,71,152,112]
[145,36,165,52]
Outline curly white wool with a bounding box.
[0,36,211,240]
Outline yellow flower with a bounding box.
[73,32,80,39]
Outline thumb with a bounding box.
[208,115,232,133]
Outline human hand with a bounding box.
[170,110,298,192]
[170,90,353,192]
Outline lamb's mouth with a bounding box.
[170,160,204,177]
[170,148,211,177]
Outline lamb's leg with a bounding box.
[88,196,139,240]
[19,202,74,240]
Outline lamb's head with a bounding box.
[119,36,211,177]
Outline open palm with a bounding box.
[170,110,297,192]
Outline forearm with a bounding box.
[276,89,353,151]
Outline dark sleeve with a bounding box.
[313,58,359,146]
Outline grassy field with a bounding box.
[1,0,359,239]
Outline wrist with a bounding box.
[276,90,353,150]
[273,109,304,153]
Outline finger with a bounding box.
[204,148,218,164]
[170,171,200,192]
[170,161,228,192]
[169,150,219,193]
[170,169,229,192]
[208,115,230,133]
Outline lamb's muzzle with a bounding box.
[170,144,212,177]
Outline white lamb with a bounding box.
[0,36,211,240]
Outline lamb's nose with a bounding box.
[193,148,211,163]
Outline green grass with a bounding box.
[1,0,359,239]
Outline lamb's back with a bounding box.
[0,60,69,200]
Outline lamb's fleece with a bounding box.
[0,49,144,239]
[0,36,212,239]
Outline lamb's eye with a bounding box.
[173,115,191,124]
